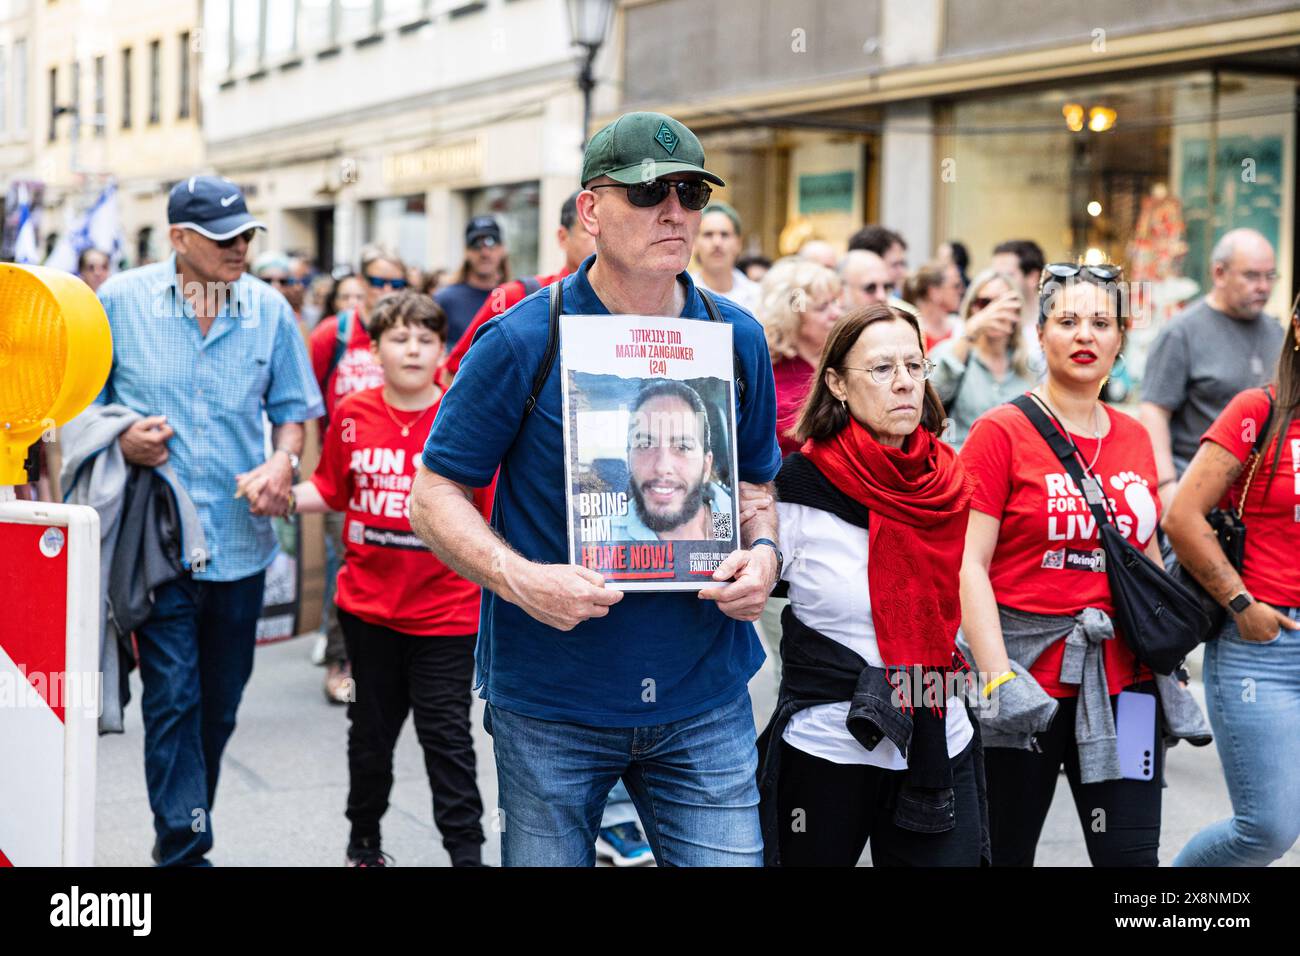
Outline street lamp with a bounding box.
[565,0,615,150]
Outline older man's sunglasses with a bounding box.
[591,179,712,211]
[215,229,258,249]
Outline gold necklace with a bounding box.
[1036,387,1103,472]
[382,390,438,437]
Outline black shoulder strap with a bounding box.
[1009,394,1114,530]
[524,279,749,416]
[523,279,563,417]
[698,288,748,407]
[699,287,723,322]
[519,275,542,296]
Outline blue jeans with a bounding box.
[486,690,763,866]
[133,571,266,866]
[1174,606,1300,867]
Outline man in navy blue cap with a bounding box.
[435,215,509,348]
[86,174,324,865]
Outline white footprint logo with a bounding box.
[1110,471,1157,542]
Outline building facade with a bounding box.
[0,1,34,188]
[199,0,599,277]
[612,0,1300,345]
[30,0,204,265]
[0,0,34,255]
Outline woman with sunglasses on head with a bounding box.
[756,303,985,867]
[1167,292,1300,868]
[958,262,1209,866]
[928,269,1033,449]
[308,244,409,703]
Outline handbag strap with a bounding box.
[1234,386,1276,520]
[1009,393,1116,531]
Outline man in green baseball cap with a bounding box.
[577,111,729,315]
[581,111,726,188]
[410,110,780,867]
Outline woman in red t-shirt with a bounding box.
[1165,292,1300,867]
[757,257,843,458]
[294,291,488,868]
[959,262,1204,867]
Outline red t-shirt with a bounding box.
[926,328,956,353]
[1202,386,1300,608]
[773,354,815,457]
[311,387,487,636]
[961,400,1157,696]
[438,270,568,385]
[309,311,385,424]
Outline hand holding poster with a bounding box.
[560,314,741,591]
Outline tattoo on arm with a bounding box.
[1171,443,1247,605]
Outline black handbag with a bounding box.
[1011,395,1210,675]
[1167,390,1273,640]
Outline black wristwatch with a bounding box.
[751,537,783,581]
[1227,591,1255,614]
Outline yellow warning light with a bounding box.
[0,263,112,486]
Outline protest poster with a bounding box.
[560,313,740,591]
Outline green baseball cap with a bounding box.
[581,112,725,188]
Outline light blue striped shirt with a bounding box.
[94,253,324,581]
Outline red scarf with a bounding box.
[803,419,974,709]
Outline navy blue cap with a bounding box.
[465,215,502,246]
[167,175,266,241]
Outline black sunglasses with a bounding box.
[590,179,712,211]
[365,274,408,290]
[267,276,302,287]
[215,229,258,249]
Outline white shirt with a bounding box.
[693,268,762,315]
[777,501,974,768]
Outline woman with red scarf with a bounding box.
[755,303,984,867]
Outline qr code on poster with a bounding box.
[712,511,733,540]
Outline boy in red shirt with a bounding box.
[307,248,408,704]
[294,291,488,867]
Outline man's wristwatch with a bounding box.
[276,449,301,480]
[1227,591,1255,615]
[751,537,783,582]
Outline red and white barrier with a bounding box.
[0,495,99,866]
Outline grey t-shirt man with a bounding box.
[1142,297,1283,475]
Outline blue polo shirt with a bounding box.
[422,255,781,726]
